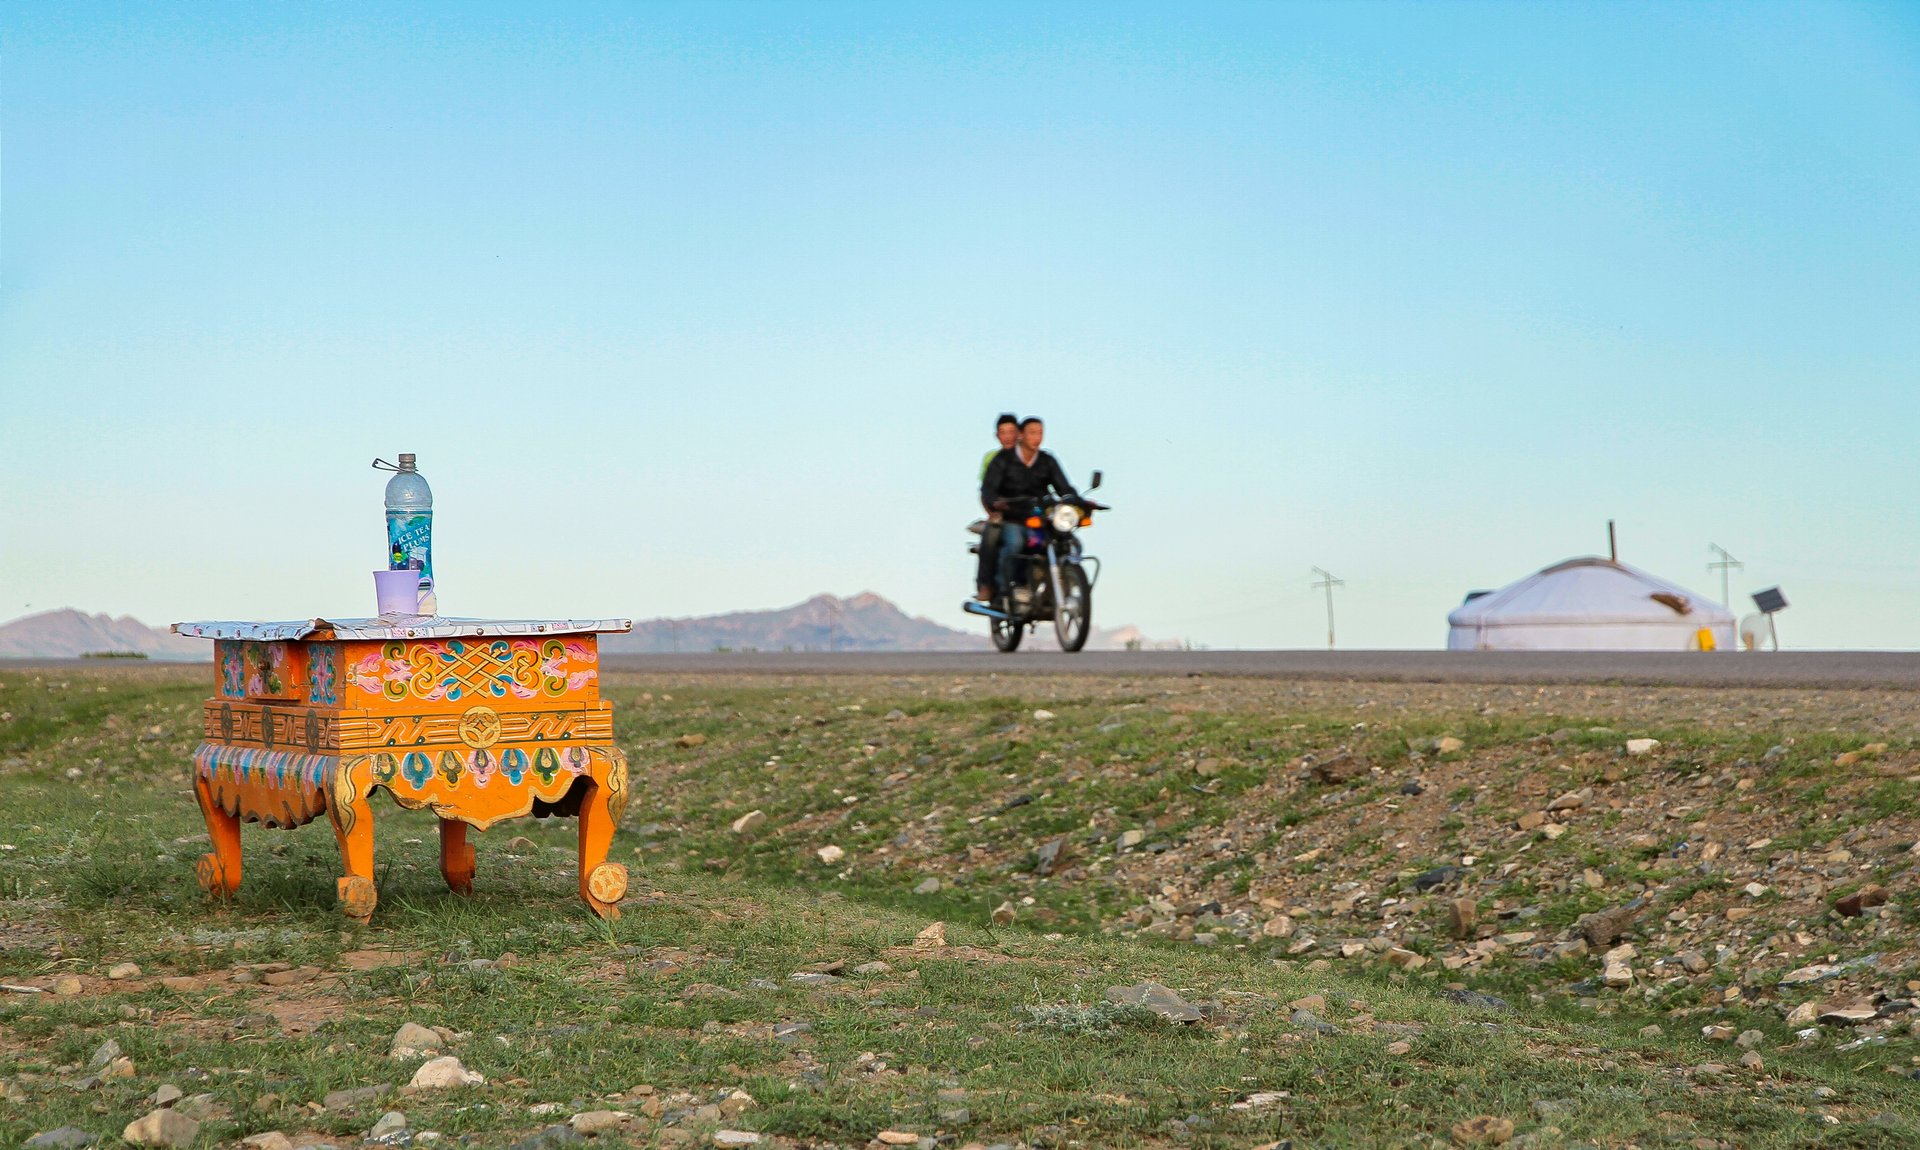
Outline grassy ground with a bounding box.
[2,665,1918,1149]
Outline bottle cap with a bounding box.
[398,453,416,470]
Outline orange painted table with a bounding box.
[172,615,633,922]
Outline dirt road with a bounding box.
[603,648,1920,689]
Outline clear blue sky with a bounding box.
[4,2,1917,648]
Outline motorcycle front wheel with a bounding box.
[1054,564,1091,652]
[991,611,1024,652]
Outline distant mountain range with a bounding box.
[0,609,209,660]
[603,592,1170,652]
[0,596,1174,659]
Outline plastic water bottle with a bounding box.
[379,454,437,615]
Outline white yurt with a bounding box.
[1447,557,1736,651]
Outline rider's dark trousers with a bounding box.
[976,520,1002,590]
[997,521,1028,592]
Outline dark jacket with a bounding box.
[982,447,1079,514]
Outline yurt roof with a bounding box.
[1447,557,1735,628]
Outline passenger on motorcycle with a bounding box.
[980,417,1081,596]
[977,413,1020,601]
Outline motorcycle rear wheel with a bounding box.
[1054,565,1091,652]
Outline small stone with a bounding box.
[852,961,893,975]
[1739,1051,1764,1071]
[506,835,536,852]
[52,975,84,996]
[1451,1115,1514,1146]
[1818,1002,1878,1025]
[1515,811,1546,831]
[1448,899,1477,939]
[1106,981,1203,1023]
[1835,885,1890,917]
[675,733,707,748]
[914,922,947,949]
[570,1110,634,1135]
[877,1131,920,1145]
[1547,788,1591,812]
[122,1110,198,1148]
[1785,1002,1820,1026]
[149,1084,184,1108]
[1625,738,1659,756]
[1638,1025,1663,1038]
[1676,950,1709,974]
[712,1134,760,1148]
[1701,1024,1737,1042]
[680,982,736,1000]
[1032,709,1056,721]
[884,709,906,721]
[1691,1063,1728,1081]
[990,901,1017,924]
[1385,1040,1412,1055]
[1735,1029,1765,1050]
[511,1125,586,1150]
[1601,944,1635,989]
[157,976,204,993]
[88,1039,123,1069]
[730,810,766,836]
[1290,1008,1341,1035]
[106,962,142,981]
[323,1084,390,1110]
[367,1111,409,1142]
[24,1129,98,1150]
[238,1134,293,1150]
[913,877,941,895]
[815,845,845,864]
[1384,947,1428,970]
[390,1022,445,1059]
[1262,914,1296,939]
[1541,823,1566,840]
[101,1057,136,1080]
[262,965,321,987]
[1435,737,1465,754]
[1117,829,1146,849]
[408,1056,484,1088]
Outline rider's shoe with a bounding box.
[976,584,993,602]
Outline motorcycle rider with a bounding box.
[980,417,1081,598]
[976,413,1021,601]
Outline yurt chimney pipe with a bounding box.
[1608,520,1617,562]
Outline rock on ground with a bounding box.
[1106,981,1203,1023]
[408,1056,485,1089]
[122,1110,199,1148]
[24,1129,98,1150]
[569,1111,634,1135]
[390,1021,445,1059]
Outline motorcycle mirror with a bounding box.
[1089,470,1103,490]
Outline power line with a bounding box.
[1708,543,1743,608]
[1310,566,1344,651]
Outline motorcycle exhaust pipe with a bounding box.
[962,601,1012,622]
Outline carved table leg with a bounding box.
[577,748,630,920]
[438,818,476,895]
[327,759,379,923]
[193,769,243,897]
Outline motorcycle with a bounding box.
[961,471,1109,652]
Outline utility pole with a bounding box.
[1310,567,1344,651]
[1708,543,1743,609]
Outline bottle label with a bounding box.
[386,511,435,590]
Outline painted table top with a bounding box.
[173,615,633,642]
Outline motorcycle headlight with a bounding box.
[1049,504,1082,533]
